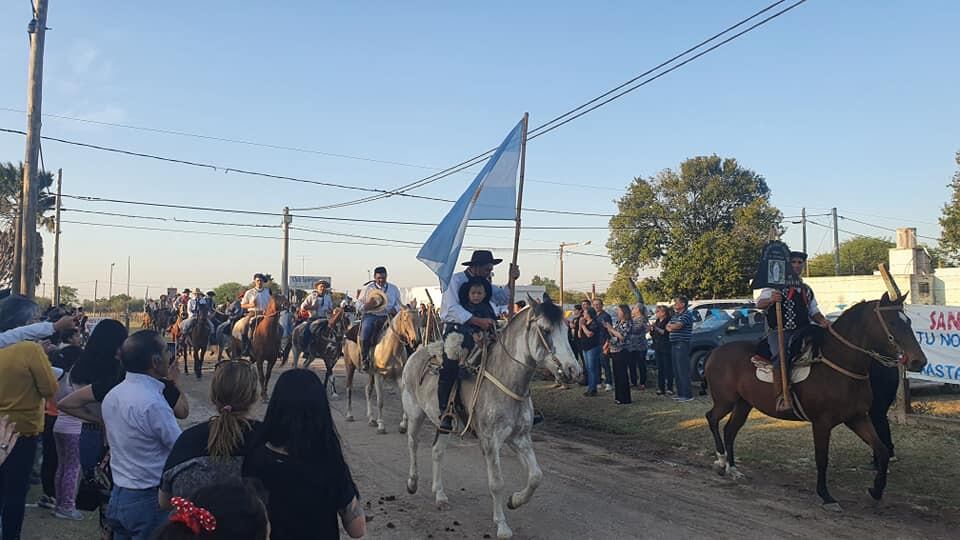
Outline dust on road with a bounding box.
[179,362,952,540]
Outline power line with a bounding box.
[61,193,618,230]
[0,106,626,193]
[63,208,280,228]
[308,0,808,211]
[838,215,938,242]
[0,127,611,218]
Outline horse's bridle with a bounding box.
[493,311,567,382]
[827,302,906,370]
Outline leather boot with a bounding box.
[437,374,455,433]
[772,364,790,412]
[360,339,372,372]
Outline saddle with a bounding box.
[751,325,824,385]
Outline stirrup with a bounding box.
[438,412,454,433]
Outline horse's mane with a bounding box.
[831,298,877,333]
[533,298,564,325]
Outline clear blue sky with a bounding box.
[0,1,957,301]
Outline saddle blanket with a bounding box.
[751,356,811,384]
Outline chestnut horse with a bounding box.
[704,293,926,511]
[245,295,286,400]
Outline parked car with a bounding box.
[688,308,767,380]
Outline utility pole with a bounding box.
[109,262,115,299]
[18,0,50,299]
[52,168,62,305]
[832,207,840,276]
[559,240,591,308]
[93,279,98,315]
[281,207,291,298]
[125,256,130,328]
[801,208,810,277]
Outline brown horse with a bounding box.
[186,307,212,377]
[704,293,926,511]
[152,307,172,336]
[168,311,190,371]
[241,296,286,401]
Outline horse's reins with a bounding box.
[821,302,905,379]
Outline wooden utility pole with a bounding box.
[559,243,567,309]
[832,207,840,276]
[18,0,50,298]
[93,279,98,315]
[281,207,291,298]
[506,113,529,310]
[125,256,131,328]
[52,168,62,305]
[801,208,808,277]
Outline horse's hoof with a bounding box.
[406,478,418,494]
[398,425,407,434]
[712,461,727,476]
[435,500,451,511]
[868,487,883,501]
[726,466,745,480]
[345,414,354,422]
[377,426,387,435]
[330,392,339,399]
[506,494,521,510]
[496,524,514,539]
[822,502,843,513]
[368,419,378,427]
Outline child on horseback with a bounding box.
[437,250,519,433]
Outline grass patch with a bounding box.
[532,381,960,516]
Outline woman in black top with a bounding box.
[649,306,674,395]
[243,369,365,539]
[162,361,261,506]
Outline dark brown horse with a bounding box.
[151,307,172,336]
[704,293,926,511]
[186,307,211,377]
[248,295,286,401]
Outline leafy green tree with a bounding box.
[213,282,248,304]
[529,275,588,305]
[807,236,895,276]
[0,162,56,288]
[939,151,960,266]
[58,285,79,306]
[607,155,781,298]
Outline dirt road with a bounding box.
[180,363,951,540]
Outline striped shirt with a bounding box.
[668,309,694,343]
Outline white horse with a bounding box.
[401,295,581,539]
[342,308,421,434]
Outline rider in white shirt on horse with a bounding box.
[180,288,215,337]
[298,279,334,348]
[238,273,272,355]
[357,266,402,372]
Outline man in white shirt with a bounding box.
[436,250,519,431]
[235,273,273,356]
[756,251,830,411]
[180,288,214,338]
[102,330,182,539]
[357,267,402,371]
[298,279,334,349]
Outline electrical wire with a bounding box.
[307,0,808,211]
[838,215,938,241]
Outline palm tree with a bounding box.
[0,162,56,288]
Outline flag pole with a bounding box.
[507,112,529,311]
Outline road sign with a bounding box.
[289,275,332,291]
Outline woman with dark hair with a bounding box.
[578,307,603,397]
[243,369,365,539]
[152,480,269,540]
[0,294,59,539]
[649,305,674,396]
[603,305,634,404]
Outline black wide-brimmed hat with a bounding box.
[461,250,502,267]
[253,273,269,282]
[789,251,808,261]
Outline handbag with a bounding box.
[76,450,112,511]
